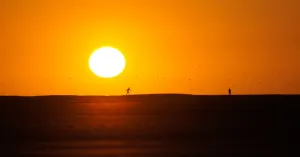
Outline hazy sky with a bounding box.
[1,0,299,95]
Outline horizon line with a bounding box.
[0,93,299,97]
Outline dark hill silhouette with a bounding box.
[0,94,299,156]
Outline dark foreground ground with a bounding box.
[0,94,299,156]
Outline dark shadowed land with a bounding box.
[0,94,299,156]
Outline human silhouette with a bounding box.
[228,88,232,95]
[126,87,131,95]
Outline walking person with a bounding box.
[126,87,131,95]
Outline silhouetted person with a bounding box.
[228,88,232,95]
[126,87,131,95]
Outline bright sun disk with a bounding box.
[89,47,126,78]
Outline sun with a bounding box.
[89,47,126,78]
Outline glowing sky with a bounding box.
[1,0,299,95]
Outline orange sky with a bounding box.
[1,0,299,95]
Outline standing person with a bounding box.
[228,88,232,95]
